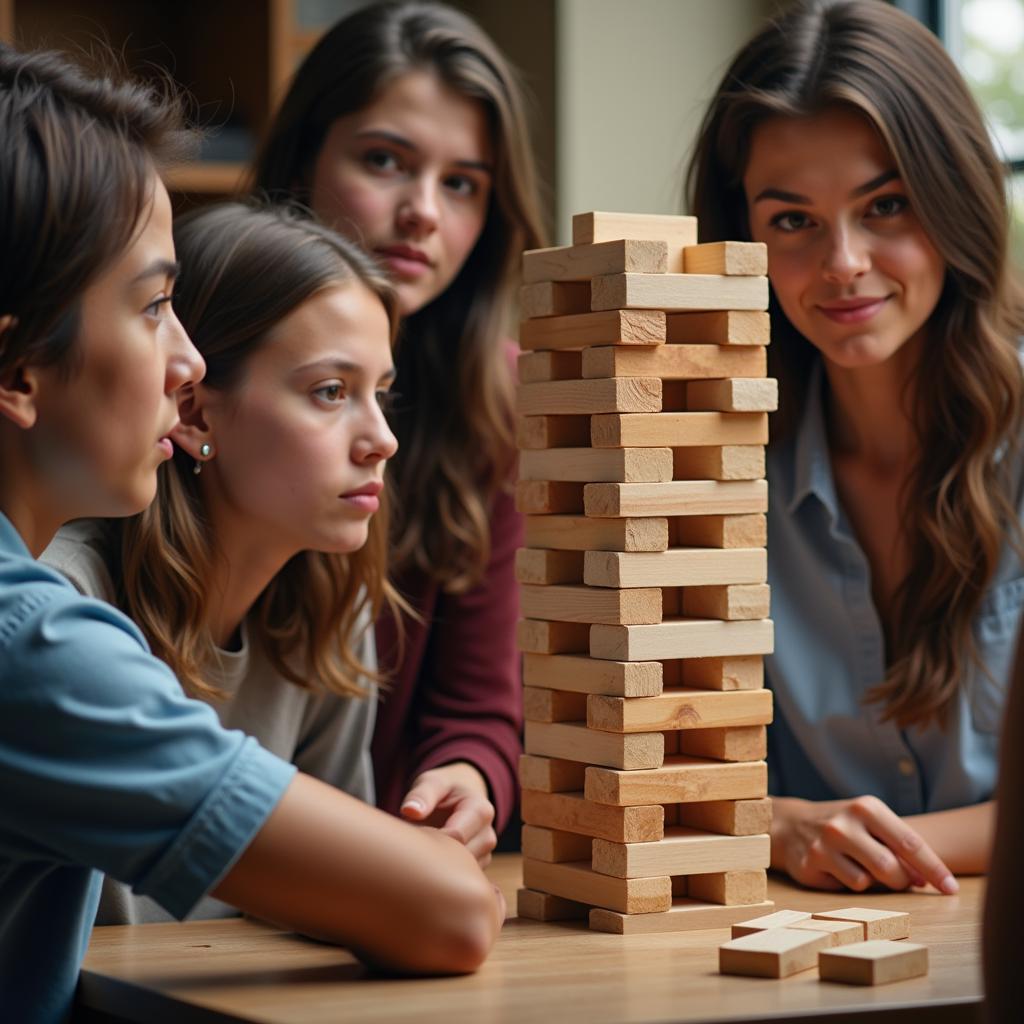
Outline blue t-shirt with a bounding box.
[0,512,296,1023]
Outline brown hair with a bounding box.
[112,201,401,700]
[254,1,546,592]
[0,42,189,375]
[687,0,1024,728]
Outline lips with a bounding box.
[341,481,383,499]
[375,244,432,266]
[816,296,890,324]
[374,244,434,281]
[340,480,383,514]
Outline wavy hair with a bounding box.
[253,1,546,592]
[113,201,401,701]
[686,0,1024,728]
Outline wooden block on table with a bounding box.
[584,548,766,588]
[516,548,585,585]
[732,909,813,937]
[520,309,666,350]
[518,349,583,384]
[591,411,768,449]
[517,618,590,654]
[666,311,770,347]
[683,241,767,277]
[584,480,767,518]
[590,898,774,934]
[522,858,671,914]
[687,870,767,906]
[517,415,590,450]
[679,656,764,691]
[520,280,591,319]
[525,515,669,552]
[524,721,664,770]
[673,446,765,481]
[686,378,778,412]
[583,343,766,381]
[585,755,767,806]
[517,377,661,416]
[791,920,864,947]
[521,448,672,484]
[572,212,698,272]
[518,754,587,793]
[591,273,768,313]
[516,887,589,921]
[523,239,667,284]
[682,583,771,621]
[677,725,767,761]
[523,653,663,697]
[673,513,767,548]
[521,824,594,863]
[677,797,773,836]
[521,788,664,842]
[720,927,832,978]
[587,688,772,734]
[591,827,770,879]
[520,583,663,625]
[516,481,585,515]
[812,908,911,941]
[523,686,589,723]
[818,941,929,985]
[589,617,774,662]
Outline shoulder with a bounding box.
[40,518,117,602]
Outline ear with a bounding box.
[0,316,41,430]
[170,381,216,459]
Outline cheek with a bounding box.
[312,169,390,239]
[766,251,814,317]
[885,236,946,300]
[442,205,487,266]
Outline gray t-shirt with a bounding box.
[42,519,377,924]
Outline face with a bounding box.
[29,177,204,519]
[189,282,397,561]
[743,106,946,370]
[309,70,493,317]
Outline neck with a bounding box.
[0,440,66,556]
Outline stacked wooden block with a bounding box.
[515,211,777,934]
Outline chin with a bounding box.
[819,333,905,370]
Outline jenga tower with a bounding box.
[515,211,776,934]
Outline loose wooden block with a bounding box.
[720,927,832,979]
[591,827,770,879]
[584,548,766,589]
[686,378,778,412]
[520,583,663,626]
[521,448,673,484]
[587,688,773,734]
[676,725,767,762]
[516,548,585,585]
[818,940,929,985]
[520,788,664,842]
[812,908,911,941]
[591,412,768,449]
[680,656,765,691]
[584,480,768,518]
[682,583,771,621]
[517,618,590,654]
[683,241,767,277]
[520,280,590,319]
[677,797,773,836]
[517,377,661,416]
[673,446,765,481]
[791,920,864,947]
[523,653,663,697]
[522,858,671,915]
[672,514,767,548]
[589,617,774,662]
[687,870,767,906]
[666,311,770,347]
[591,273,768,313]
[524,721,664,770]
[582,343,766,381]
[523,687,589,723]
[517,415,590,450]
[731,909,813,937]
[521,825,594,863]
[572,212,698,272]
[518,754,587,793]
[517,349,583,384]
[516,887,589,921]
[523,239,668,284]
[590,898,774,935]
[516,481,585,515]
[585,755,767,806]
[525,515,669,552]
[520,309,666,350]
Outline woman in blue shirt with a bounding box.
[686,0,1023,893]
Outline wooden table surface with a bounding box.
[77,855,984,1024]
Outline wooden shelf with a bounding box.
[163,161,249,195]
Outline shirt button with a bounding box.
[898,758,916,777]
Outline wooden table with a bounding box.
[77,855,983,1023]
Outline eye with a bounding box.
[867,194,909,218]
[314,381,346,404]
[376,389,401,414]
[769,210,813,233]
[144,295,173,319]
[443,173,478,198]
[363,149,401,174]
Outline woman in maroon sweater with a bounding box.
[254,1,545,861]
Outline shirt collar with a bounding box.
[786,358,841,523]
[0,510,32,558]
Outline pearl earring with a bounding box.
[193,442,212,476]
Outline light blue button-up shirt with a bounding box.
[767,360,1021,813]
[0,512,296,1023]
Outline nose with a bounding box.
[822,222,871,285]
[395,174,440,238]
[353,401,399,466]
[164,311,206,393]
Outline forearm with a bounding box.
[905,802,994,875]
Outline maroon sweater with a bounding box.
[372,482,524,833]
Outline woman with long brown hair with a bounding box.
[687,0,1024,893]
[254,0,546,860]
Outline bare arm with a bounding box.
[213,772,503,975]
[905,801,993,875]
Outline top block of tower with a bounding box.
[572,212,698,273]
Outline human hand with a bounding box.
[400,762,497,866]
[772,795,959,894]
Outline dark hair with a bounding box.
[254,1,546,592]
[0,42,190,376]
[686,0,1024,728]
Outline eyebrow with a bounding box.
[131,259,180,285]
[295,357,397,382]
[752,169,900,204]
[354,128,493,174]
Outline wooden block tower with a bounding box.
[515,211,776,935]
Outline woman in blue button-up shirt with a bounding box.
[686,0,1023,893]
